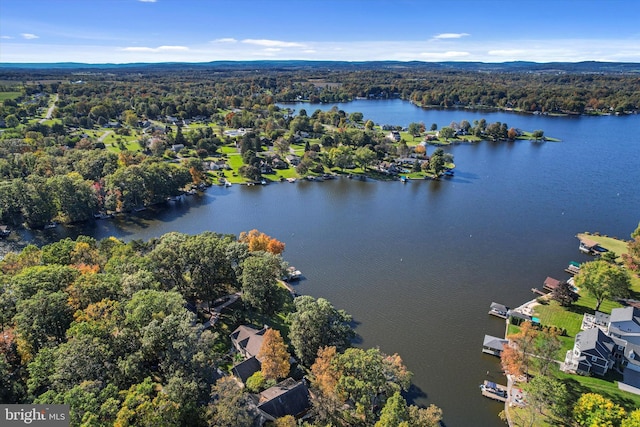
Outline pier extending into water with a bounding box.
[480,380,508,402]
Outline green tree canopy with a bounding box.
[288,296,355,367]
[574,259,631,311]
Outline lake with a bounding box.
[3,100,640,426]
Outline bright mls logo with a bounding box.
[1,405,69,426]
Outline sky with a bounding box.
[1,0,640,64]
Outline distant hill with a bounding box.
[1,60,640,74]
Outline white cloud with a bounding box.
[1,36,14,39]
[212,38,237,43]
[122,45,189,52]
[21,33,39,40]
[433,33,469,40]
[242,39,305,48]
[3,37,640,64]
[138,0,157,2]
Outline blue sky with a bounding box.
[1,0,639,63]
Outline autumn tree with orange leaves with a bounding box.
[239,229,285,254]
[258,328,290,381]
[501,321,538,379]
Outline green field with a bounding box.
[0,91,21,101]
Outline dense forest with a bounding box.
[0,231,443,426]
[3,62,638,230]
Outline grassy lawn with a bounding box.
[0,91,21,101]
[220,145,238,155]
[577,233,632,260]
[555,367,640,413]
[575,232,640,295]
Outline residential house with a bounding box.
[564,306,640,394]
[563,327,617,376]
[286,155,301,166]
[230,325,268,359]
[229,325,268,384]
[387,130,401,142]
[608,307,640,389]
[232,356,262,383]
[255,378,311,423]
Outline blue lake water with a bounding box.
[4,100,640,426]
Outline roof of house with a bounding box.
[543,276,561,290]
[230,325,267,358]
[595,311,610,326]
[575,327,616,359]
[232,356,261,383]
[508,311,532,321]
[579,237,599,248]
[490,302,509,313]
[257,379,311,421]
[609,306,640,340]
[610,306,640,324]
[483,335,508,351]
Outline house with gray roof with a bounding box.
[608,306,640,343]
[230,325,267,359]
[256,378,311,423]
[482,335,508,356]
[232,356,262,384]
[564,306,640,394]
[563,327,617,376]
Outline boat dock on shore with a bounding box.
[480,380,508,402]
[488,302,509,319]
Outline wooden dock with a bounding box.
[480,380,508,402]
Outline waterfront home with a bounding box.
[256,378,311,424]
[482,335,508,356]
[232,356,262,383]
[0,225,10,237]
[387,130,401,142]
[564,306,640,394]
[563,327,617,376]
[286,155,301,166]
[229,325,268,384]
[230,325,268,359]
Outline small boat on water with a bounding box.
[400,176,409,183]
[565,261,580,275]
[286,177,297,183]
[284,266,302,281]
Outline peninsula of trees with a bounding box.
[0,230,443,426]
[0,63,589,230]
